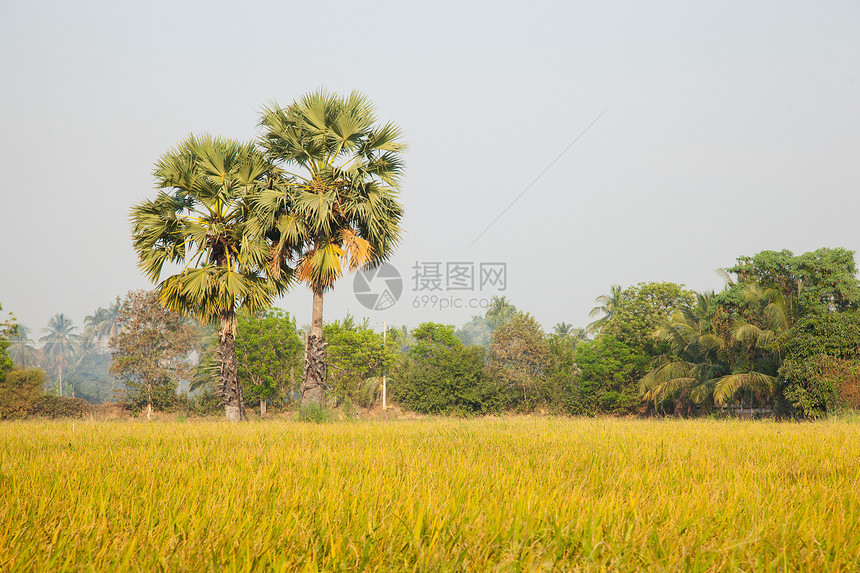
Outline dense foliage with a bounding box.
[780,311,860,418]
[3,248,859,419]
[393,323,506,415]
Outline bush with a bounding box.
[298,403,331,423]
[184,391,224,416]
[0,368,45,419]
[34,395,91,419]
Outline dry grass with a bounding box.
[1,417,859,571]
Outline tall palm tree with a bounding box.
[40,314,78,397]
[257,89,406,405]
[84,297,123,351]
[587,284,625,335]
[8,325,40,368]
[130,134,292,421]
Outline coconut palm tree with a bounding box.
[713,283,793,406]
[84,298,123,351]
[485,296,517,330]
[256,89,406,405]
[553,322,574,337]
[641,287,784,415]
[640,293,728,414]
[388,325,414,354]
[130,134,292,421]
[587,284,624,335]
[8,325,40,368]
[40,314,79,396]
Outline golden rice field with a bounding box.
[2,417,860,572]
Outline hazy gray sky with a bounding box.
[2,0,858,336]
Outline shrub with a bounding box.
[35,395,90,419]
[185,391,224,417]
[0,368,45,419]
[393,323,511,415]
[298,403,331,423]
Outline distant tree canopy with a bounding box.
[489,312,549,408]
[638,247,860,418]
[725,248,860,316]
[110,291,196,417]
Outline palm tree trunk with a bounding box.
[301,285,327,405]
[219,310,246,422]
[58,364,63,397]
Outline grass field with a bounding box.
[2,417,859,572]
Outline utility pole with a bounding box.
[382,320,387,410]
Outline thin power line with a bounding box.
[467,107,609,250]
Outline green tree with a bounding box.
[130,134,291,421]
[388,325,414,354]
[641,283,800,416]
[235,309,303,416]
[39,314,79,397]
[456,297,519,348]
[393,323,502,415]
[489,312,550,408]
[109,291,197,418]
[572,334,649,415]
[0,368,45,419]
[324,316,392,409]
[257,89,406,406]
[551,322,588,350]
[640,293,730,415]
[603,282,696,354]
[724,248,859,316]
[780,311,860,418]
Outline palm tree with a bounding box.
[257,89,406,405]
[84,298,123,351]
[130,134,292,421]
[713,282,793,407]
[641,287,784,415]
[640,293,728,414]
[8,325,40,368]
[388,325,414,354]
[40,314,79,397]
[587,284,624,335]
[553,322,574,337]
[485,296,517,330]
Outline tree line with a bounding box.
[2,246,859,420]
[2,87,859,420]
